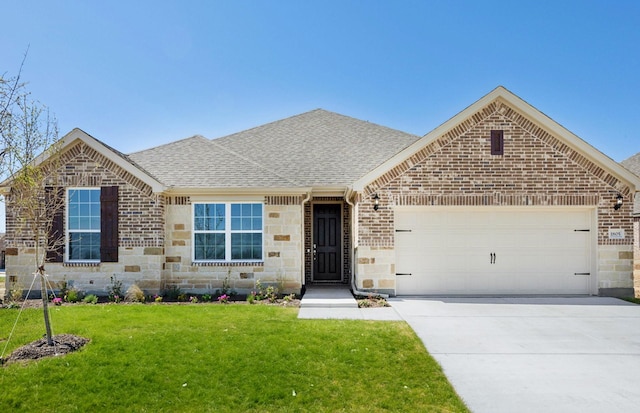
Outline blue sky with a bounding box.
[2,0,639,161]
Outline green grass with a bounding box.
[0,304,468,412]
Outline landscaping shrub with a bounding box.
[82,294,98,304]
[125,284,145,303]
[64,288,84,303]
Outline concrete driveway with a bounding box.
[389,297,640,413]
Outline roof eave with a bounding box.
[64,129,166,193]
[164,185,348,198]
[0,128,167,193]
[164,187,314,196]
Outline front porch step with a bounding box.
[300,286,358,309]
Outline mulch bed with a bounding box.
[2,334,90,366]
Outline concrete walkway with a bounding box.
[298,286,402,320]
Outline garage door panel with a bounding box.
[395,208,594,295]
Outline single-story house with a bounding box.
[3,86,640,297]
[621,152,640,295]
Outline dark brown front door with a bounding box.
[313,204,342,281]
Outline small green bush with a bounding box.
[163,285,182,301]
[64,288,84,303]
[8,282,24,302]
[108,275,124,302]
[82,294,98,304]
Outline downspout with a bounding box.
[300,191,312,294]
[344,188,389,299]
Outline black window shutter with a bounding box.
[46,187,64,263]
[100,186,119,262]
[491,130,504,155]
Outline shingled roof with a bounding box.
[621,152,640,215]
[129,109,420,189]
[128,135,299,188]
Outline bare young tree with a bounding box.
[1,54,63,346]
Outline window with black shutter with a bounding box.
[100,186,119,262]
[46,187,64,263]
[65,186,119,263]
[491,130,504,155]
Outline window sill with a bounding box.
[63,262,100,267]
[192,261,264,267]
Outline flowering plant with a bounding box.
[52,297,63,306]
[218,294,229,304]
[189,296,199,304]
[154,294,163,303]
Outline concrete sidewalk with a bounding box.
[297,286,402,320]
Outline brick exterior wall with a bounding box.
[5,141,165,295]
[635,217,640,297]
[356,100,635,295]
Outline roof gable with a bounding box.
[354,86,640,195]
[0,128,165,193]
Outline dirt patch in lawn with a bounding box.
[2,334,90,366]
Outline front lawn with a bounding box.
[0,304,467,412]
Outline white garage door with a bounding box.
[395,207,595,295]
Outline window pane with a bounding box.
[231,233,262,260]
[194,217,204,231]
[69,232,100,261]
[69,217,80,230]
[79,217,90,229]
[68,189,100,230]
[230,203,262,230]
[194,204,225,231]
[194,233,225,260]
[79,203,90,216]
[67,189,101,261]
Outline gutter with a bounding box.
[344,188,389,299]
[300,191,312,292]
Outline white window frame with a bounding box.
[192,202,264,263]
[66,187,101,263]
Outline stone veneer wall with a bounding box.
[4,142,165,295]
[635,217,640,297]
[355,100,635,295]
[163,195,303,294]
